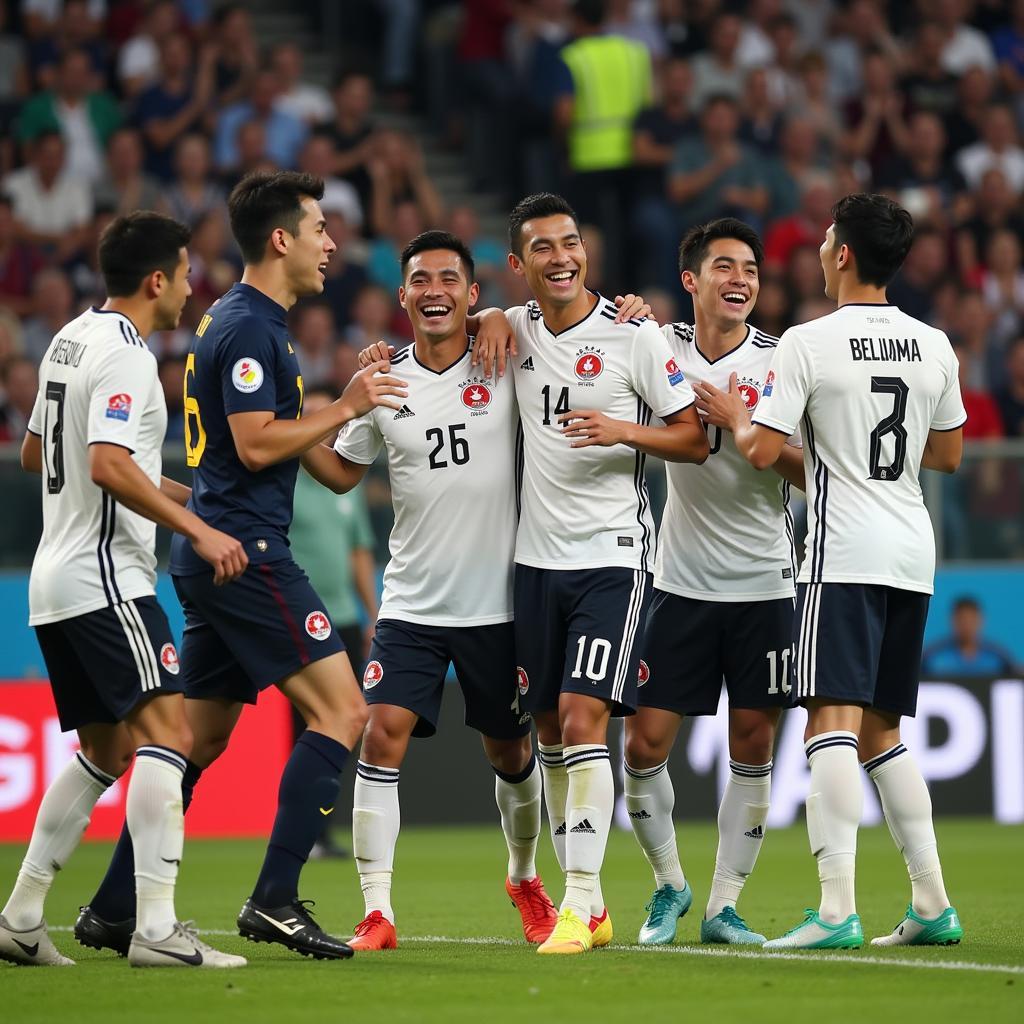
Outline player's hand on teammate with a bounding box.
[693,372,749,433]
[339,359,409,417]
[559,409,630,448]
[471,308,517,379]
[193,526,249,585]
[357,340,397,371]
[613,293,655,324]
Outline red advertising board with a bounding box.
[0,681,293,841]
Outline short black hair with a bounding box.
[508,192,580,256]
[400,230,476,282]
[953,595,980,614]
[98,211,191,297]
[678,217,764,274]
[830,193,914,287]
[227,170,325,265]
[571,0,606,27]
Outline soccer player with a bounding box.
[0,211,247,969]
[623,218,805,946]
[74,171,407,961]
[702,193,965,949]
[476,193,710,955]
[302,229,558,950]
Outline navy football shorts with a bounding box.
[793,582,930,717]
[363,619,530,740]
[173,558,346,705]
[513,565,652,717]
[638,590,795,715]
[35,596,184,731]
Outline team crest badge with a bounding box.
[304,610,332,641]
[364,660,384,690]
[736,377,762,410]
[105,393,132,421]
[516,666,529,695]
[460,378,492,413]
[160,643,180,676]
[232,357,264,393]
[665,359,685,386]
[638,660,650,687]
[763,369,775,397]
[574,346,605,383]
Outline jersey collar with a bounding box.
[692,323,752,365]
[412,341,472,376]
[539,289,603,340]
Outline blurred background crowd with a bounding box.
[0,0,1023,449]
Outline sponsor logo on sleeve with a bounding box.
[232,358,265,393]
[762,369,775,397]
[304,611,332,641]
[159,643,180,676]
[105,393,132,421]
[363,660,384,690]
[665,358,685,386]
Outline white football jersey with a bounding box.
[334,343,517,627]
[28,308,167,625]
[507,295,695,572]
[752,303,967,595]
[656,322,797,601]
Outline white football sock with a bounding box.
[128,746,186,942]
[864,743,950,919]
[706,759,771,920]
[560,745,613,921]
[2,752,114,930]
[804,732,861,923]
[494,756,542,885]
[624,759,686,892]
[352,762,400,924]
[538,743,568,872]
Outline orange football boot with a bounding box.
[348,910,397,951]
[589,908,613,947]
[506,876,558,943]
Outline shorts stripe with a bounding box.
[258,564,310,667]
[112,600,159,692]
[797,583,822,700]
[611,569,646,704]
[125,600,161,690]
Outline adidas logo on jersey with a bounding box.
[393,404,415,419]
[570,818,596,834]
[744,825,764,839]
[520,357,535,371]
[628,809,652,820]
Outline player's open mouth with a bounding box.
[721,291,748,307]
[420,304,452,320]
[546,269,576,289]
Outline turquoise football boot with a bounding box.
[637,882,692,945]
[871,905,963,947]
[700,906,766,945]
[763,909,863,950]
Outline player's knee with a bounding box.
[80,742,133,779]
[191,731,231,769]
[361,714,403,764]
[624,730,669,770]
[486,736,533,776]
[729,718,776,765]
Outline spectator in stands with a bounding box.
[2,130,91,259]
[0,308,24,367]
[935,0,996,76]
[843,47,910,182]
[448,203,507,306]
[271,41,333,126]
[367,198,425,294]
[134,32,215,181]
[668,94,767,232]
[605,0,668,61]
[887,227,949,324]
[765,115,829,219]
[740,67,783,155]
[320,210,368,331]
[946,289,999,389]
[763,172,836,271]
[878,110,969,228]
[344,283,402,351]
[946,65,996,156]
[66,203,114,305]
[163,132,225,229]
[92,126,162,215]
[330,70,380,223]
[689,10,745,111]
[291,300,338,390]
[27,0,109,91]
[995,336,1024,437]
[763,13,804,110]
[0,192,44,317]
[902,20,960,121]
[823,0,901,103]
[957,168,1024,279]
[215,68,308,173]
[209,2,259,111]
[21,265,74,363]
[298,132,363,231]
[0,1,29,125]
[116,0,181,99]
[955,102,1024,195]
[921,597,1017,677]
[752,276,789,338]
[158,353,186,445]
[993,0,1024,113]
[186,208,238,313]
[16,47,119,184]
[981,229,1024,348]
[787,243,829,306]
[367,132,443,239]
[220,118,276,191]
[0,354,38,440]
[954,341,1004,439]
[331,340,361,394]
[792,51,841,154]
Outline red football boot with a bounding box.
[348,911,398,951]
[506,876,559,943]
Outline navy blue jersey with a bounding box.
[169,283,304,575]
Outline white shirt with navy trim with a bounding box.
[752,303,967,595]
[656,322,798,601]
[28,307,167,625]
[334,343,518,627]
[506,295,695,572]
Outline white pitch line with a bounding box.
[48,928,1022,975]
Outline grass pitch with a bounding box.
[2,820,1021,1023]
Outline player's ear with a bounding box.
[468,280,480,308]
[680,270,698,296]
[146,269,164,298]
[508,252,524,277]
[397,285,407,311]
[270,227,289,256]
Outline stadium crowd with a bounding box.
[0,0,1023,448]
